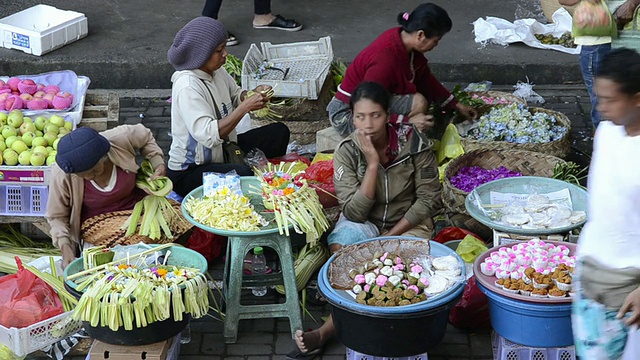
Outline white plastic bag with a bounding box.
[473,8,581,55]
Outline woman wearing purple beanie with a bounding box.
[166,17,290,198]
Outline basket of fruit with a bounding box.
[459,104,572,158]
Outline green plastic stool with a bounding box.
[223,232,302,343]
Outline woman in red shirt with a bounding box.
[329,2,478,136]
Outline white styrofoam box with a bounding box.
[492,332,575,360]
[493,230,565,247]
[0,5,88,56]
[0,256,81,357]
[241,36,333,100]
[346,347,428,360]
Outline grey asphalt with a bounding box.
[1,0,582,89]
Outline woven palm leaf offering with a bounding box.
[67,244,209,332]
[253,162,329,241]
[329,239,463,307]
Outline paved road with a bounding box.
[1,0,582,88]
[53,84,591,360]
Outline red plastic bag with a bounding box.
[433,226,482,244]
[268,152,311,166]
[448,276,491,329]
[0,257,64,328]
[185,228,226,262]
[303,160,338,208]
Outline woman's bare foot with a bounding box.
[295,329,322,353]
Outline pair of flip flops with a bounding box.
[254,14,303,31]
[286,347,322,360]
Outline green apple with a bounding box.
[63,121,73,131]
[48,115,65,128]
[46,154,56,166]
[43,123,59,135]
[43,132,57,146]
[0,141,6,152]
[0,112,7,126]
[19,121,36,135]
[5,135,19,148]
[48,150,56,158]
[34,116,47,131]
[57,127,70,136]
[0,134,5,144]
[32,137,47,148]
[23,117,32,123]
[35,130,43,138]
[46,146,53,153]
[11,140,28,154]
[18,150,31,165]
[7,110,24,128]
[2,125,17,139]
[29,152,45,166]
[3,149,18,166]
[52,138,60,150]
[21,132,36,147]
[32,145,48,157]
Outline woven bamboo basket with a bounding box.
[460,107,572,158]
[443,149,566,215]
[469,91,527,108]
[540,0,577,22]
[252,118,330,145]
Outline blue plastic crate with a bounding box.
[346,347,428,360]
[0,184,48,216]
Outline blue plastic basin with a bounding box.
[318,237,466,357]
[477,281,574,347]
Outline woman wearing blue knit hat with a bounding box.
[166,17,290,198]
[47,125,192,269]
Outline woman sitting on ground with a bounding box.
[328,2,478,137]
[47,125,191,269]
[290,82,443,358]
[166,17,290,197]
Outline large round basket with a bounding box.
[442,149,565,240]
[459,107,572,159]
[252,118,330,145]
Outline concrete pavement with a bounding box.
[50,84,592,360]
[2,0,583,88]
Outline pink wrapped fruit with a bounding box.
[17,79,37,95]
[52,93,73,110]
[5,95,24,111]
[27,98,48,110]
[43,85,60,94]
[7,77,21,92]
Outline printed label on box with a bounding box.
[11,32,30,48]
[493,230,565,247]
[0,169,45,183]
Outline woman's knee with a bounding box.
[411,93,428,115]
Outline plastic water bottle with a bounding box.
[251,247,267,297]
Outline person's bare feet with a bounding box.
[294,329,322,353]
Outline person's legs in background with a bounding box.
[201,0,238,46]
[252,0,302,31]
[580,43,611,130]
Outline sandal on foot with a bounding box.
[253,15,302,31]
[226,32,238,46]
[285,347,321,360]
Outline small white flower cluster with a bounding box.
[468,104,567,144]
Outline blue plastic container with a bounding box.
[477,281,574,348]
[318,237,466,357]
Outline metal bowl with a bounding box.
[465,176,588,235]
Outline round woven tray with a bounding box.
[443,149,566,216]
[252,118,330,145]
[460,107,572,158]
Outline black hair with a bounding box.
[397,3,452,38]
[597,48,640,96]
[350,82,391,111]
